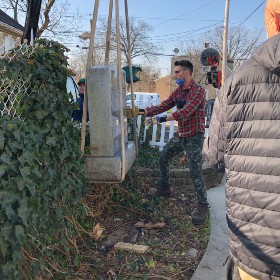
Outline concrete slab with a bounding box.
[191,175,229,280]
[86,142,136,182]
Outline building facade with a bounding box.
[0,10,24,55]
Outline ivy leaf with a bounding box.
[26,183,36,196]
[16,178,25,191]
[34,109,48,120]
[8,141,20,153]
[12,131,21,141]
[0,131,4,149]
[5,207,16,221]
[0,165,5,178]
[0,238,8,257]
[18,200,29,226]
[46,136,57,146]
[0,191,9,201]
[19,166,31,178]
[0,153,11,164]
[15,225,25,243]
[33,167,42,178]
[56,207,63,218]
[1,224,13,241]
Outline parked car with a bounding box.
[126,92,160,108]
[66,76,79,102]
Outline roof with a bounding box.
[0,9,24,32]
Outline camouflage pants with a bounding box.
[159,132,207,204]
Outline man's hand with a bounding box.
[145,116,167,126]
[144,117,156,126]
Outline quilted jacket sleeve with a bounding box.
[203,76,232,172]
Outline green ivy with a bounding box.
[0,39,87,279]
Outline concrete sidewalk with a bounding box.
[191,175,229,280]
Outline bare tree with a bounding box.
[96,17,161,65]
[128,64,160,92]
[204,25,265,69]
[0,0,26,22]
[68,46,108,79]
[0,0,82,40]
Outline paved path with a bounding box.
[191,175,229,280]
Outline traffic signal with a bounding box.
[122,65,142,84]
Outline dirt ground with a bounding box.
[76,167,210,280]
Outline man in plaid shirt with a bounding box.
[144,60,208,225]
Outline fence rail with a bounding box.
[135,95,177,151]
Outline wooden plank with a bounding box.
[134,221,145,228]
[134,222,166,229]
[145,222,166,229]
[114,242,149,254]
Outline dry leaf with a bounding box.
[92,223,104,240]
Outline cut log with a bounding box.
[114,242,149,254]
[134,221,166,229]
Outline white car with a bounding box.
[126,92,160,108]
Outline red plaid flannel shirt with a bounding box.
[145,79,206,138]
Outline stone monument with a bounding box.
[85,65,136,182]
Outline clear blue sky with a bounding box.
[3,0,266,76]
[66,0,266,76]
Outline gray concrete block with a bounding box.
[86,142,136,182]
[173,169,191,178]
[87,65,127,157]
[174,178,187,186]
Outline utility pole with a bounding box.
[22,0,42,44]
[124,0,139,156]
[105,0,113,65]
[81,0,100,155]
[222,0,230,86]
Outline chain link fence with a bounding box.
[0,41,36,118]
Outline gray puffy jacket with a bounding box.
[204,33,280,280]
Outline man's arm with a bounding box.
[203,77,232,172]
[145,92,176,117]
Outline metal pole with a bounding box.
[222,0,230,86]
[81,0,100,155]
[115,0,126,181]
[105,0,113,65]
[124,0,138,156]
[87,0,100,68]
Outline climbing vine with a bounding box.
[0,39,88,279]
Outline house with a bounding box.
[148,75,171,101]
[0,9,24,55]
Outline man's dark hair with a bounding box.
[174,60,193,74]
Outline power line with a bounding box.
[150,21,224,43]
[236,0,265,27]
[152,0,219,27]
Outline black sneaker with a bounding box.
[191,203,209,225]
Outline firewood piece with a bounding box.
[114,242,149,254]
[134,221,166,229]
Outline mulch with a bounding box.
[75,168,210,280]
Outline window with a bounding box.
[66,77,78,102]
